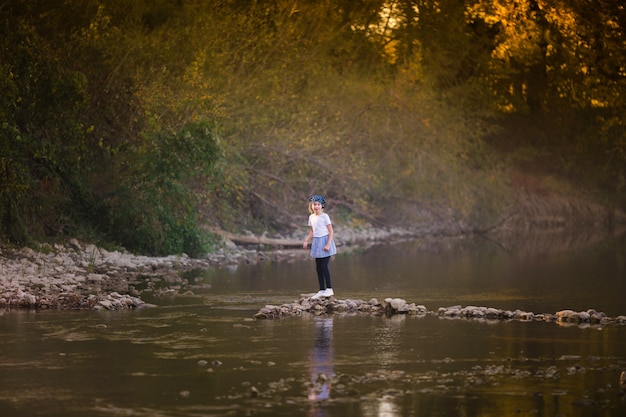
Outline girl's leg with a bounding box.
[318,256,332,289]
[315,258,326,290]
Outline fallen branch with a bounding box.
[208,228,302,247]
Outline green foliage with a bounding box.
[2,0,626,255]
[0,15,92,243]
[103,120,224,257]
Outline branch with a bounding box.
[207,228,303,247]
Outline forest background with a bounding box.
[1,0,625,257]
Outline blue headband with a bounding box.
[309,194,326,207]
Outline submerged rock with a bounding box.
[253,298,626,330]
[253,295,429,319]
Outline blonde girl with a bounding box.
[303,195,337,299]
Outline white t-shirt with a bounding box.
[308,213,331,238]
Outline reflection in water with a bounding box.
[360,396,402,417]
[361,315,406,417]
[373,315,405,368]
[308,316,334,416]
[377,398,401,417]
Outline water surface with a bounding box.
[1,232,625,417]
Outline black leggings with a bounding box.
[315,256,332,290]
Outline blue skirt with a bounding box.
[310,235,337,258]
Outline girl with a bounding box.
[303,194,337,299]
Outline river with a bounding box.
[1,231,625,417]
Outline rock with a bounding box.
[485,307,502,319]
[390,298,406,310]
[414,305,428,314]
[224,239,238,250]
[517,311,535,321]
[439,305,462,317]
[577,311,590,322]
[253,300,626,331]
[556,309,579,322]
[588,310,605,323]
[334,303,347,313]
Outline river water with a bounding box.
[1,231,626,417]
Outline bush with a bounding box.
[100,120,223,257]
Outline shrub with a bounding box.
[101,120,223,257]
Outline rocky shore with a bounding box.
[1,206,624,312]
[0,226,420,310]
[0,239,275,310]
[254,296,626,328]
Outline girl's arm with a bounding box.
[323,223,334,251]
[303,227,313,249]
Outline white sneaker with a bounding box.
[311,290,325,300]
[322,288,334,297]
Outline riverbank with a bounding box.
[0,225,427,310]
[1,188,625,311]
